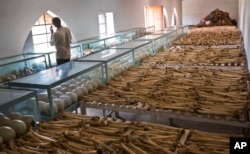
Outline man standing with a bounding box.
[50,17,72,65]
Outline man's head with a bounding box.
[52,17,61,28]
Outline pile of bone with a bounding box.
[143,46,246,66]
[172,26,243,46]
[0,112,243,154]
[0,67,36,85]
[82,65,249,121]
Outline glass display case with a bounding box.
[117,28,146,43]
[0,54,48,87]
[27,44,83,68]
[182,25,189,34]
[9,61,104,120]
[75,48,134,82]
[145,26,155,35]
[166,27,182,38]
[111,41,153,64]
[88,40,106,54]
[71,39,106,58]
[135,34,167,54]
[70,44,82,60]
[28,51,56,68]
[90,34,123,48]
[0,88,40,122]
[160,29,178,44]
[169,25,189,35]
[153,30,178,46]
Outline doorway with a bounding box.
[145,5,164,32]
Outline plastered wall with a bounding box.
[238,0,250,70]
[182,0,239,25]
[0,0,182,58]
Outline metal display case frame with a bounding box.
[0,53,48,70]
[0,54,49,87]
[0,88,41,122]
[72,39,106,57]
[9,61,104,120]
[75,48,134,82]
[89,34,123,48]
[27,44,82,68]
[116,28,146,43]
[145,26,155,35]
[135,34,167,55]
[70,44,82,60]
[80,101,250,137]
[27,51,56,68]
[152,30,179,47]
[111,40,154,64]
[169,25,189,35]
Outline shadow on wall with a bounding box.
[163,7,170,27]
[171,7,178,26]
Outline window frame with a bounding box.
[98,13,107,35]
[32,13,53,52]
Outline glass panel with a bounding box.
[71,47,81,59]
[33,35,48,44]
[32,26,46,35]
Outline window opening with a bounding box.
[98,13,107,35]
[98,12,114,35]
[32,13,54,52]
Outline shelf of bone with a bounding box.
[81,101,250,128]
[1,112,185,154]
[1,111,244,153]
[142,46,247,67]
[172,26,243,46]
[141,62,246,69]
[169,44,244,49]
[80,65,249,122]
[176,129,244,154]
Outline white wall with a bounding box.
[0,0,182,58]
[182,0,238,25]
[238,0,250,70]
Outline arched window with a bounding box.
[32,12,54,52]
[23,11,75,54]
[23,11,56,53]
